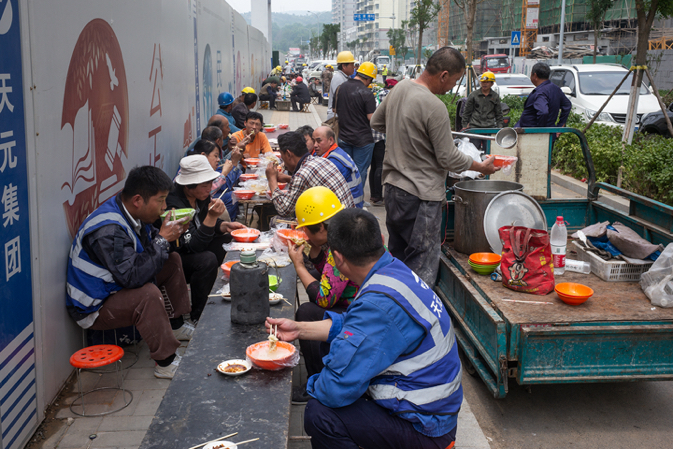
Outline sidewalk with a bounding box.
[27,103,491,449]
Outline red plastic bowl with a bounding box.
[233,190,256,200]
[263,127,276,133]
[278,124,289,129]
[231,228,261,243]
[221,260,239,277]
[244,158,260,166]
[277,228,308,247]
[277,182,287,190]
[239,173,258,182]
[493,155,518,168]
[246,341,296,370]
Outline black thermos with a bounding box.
[230,250,270,324]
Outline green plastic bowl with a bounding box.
[160,208,196,221]
[269,275,280,292]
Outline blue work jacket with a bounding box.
[515,80,572,128]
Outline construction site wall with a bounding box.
[445,1,501,47]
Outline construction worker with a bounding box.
[382,64,388,83]
[327,51,356,120]
[321,65,333,99]
[215,92,241,134]
[461,71,504,151]
[232,86,255,107]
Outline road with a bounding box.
[463,365,673,448]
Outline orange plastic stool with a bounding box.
[69,345,133,416]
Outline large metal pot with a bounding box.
[453,180,523,254]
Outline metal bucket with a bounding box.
[453,180,523,254]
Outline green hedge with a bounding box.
[437,93,673,206]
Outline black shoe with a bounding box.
[291,386,311,404]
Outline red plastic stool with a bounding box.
[69,345,133,416]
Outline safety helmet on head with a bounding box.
[217,92,234,107]
[325,64,333,69]
[480,71,496,83]
[296,76,303,82]
[295,187,344,229]
[303,63,307,66]
[276,65,282,71]
[356,61,378,79]
[336,51,356,64]
[242,87,256,94]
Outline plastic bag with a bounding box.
[494,155,518,176]
[449,139,483,179]
[641,243,673,308]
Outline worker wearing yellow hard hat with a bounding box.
[288,186,357,403]
[242,87,256,94]
[356,61,378,82]
[233,86,256,107]
[462,70,503,150]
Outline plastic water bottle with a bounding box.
[550,216,567,275]
[565,259,591,274]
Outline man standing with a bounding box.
[312,126,364,208]
[461,71,504,150]
[327,52,356,120]
[516,62,572,129]
[66,167,194,379]
[335,62,378,188]
[215,92,241,134]
[265,132,354,217]
[232,92,258,129]
[321,65,333,99]
[381,64,388,83]
[291,76,311,111]
[371,47,497,286]
[267,208,463,449]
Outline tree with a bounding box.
[403,20,418,64]
[320,23,341,55]
[409,0,442,68]
[587,0,614,64]
[453,0,487,63]
[386,27,406,68]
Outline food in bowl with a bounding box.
[277,229,308,247]
[239,173,258,182]
[233,190,256,200]
[160,208,196,221]
[231,228,261,243]
[492,155,518,168]
[243,158,260,166]
[246,340,297,370]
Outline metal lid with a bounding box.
[240,250,257,264]
[483,191,548,254]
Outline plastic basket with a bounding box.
[570,241,653,282]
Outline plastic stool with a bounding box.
[69,345,133,416]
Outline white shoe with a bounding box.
[172,322,195,341]
[154,355,182,379]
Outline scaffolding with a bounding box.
[520,0,538,56]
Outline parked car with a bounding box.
[549,64,660,128]
[493,74,535,98]
[640,102,673,137]
[392,64,425,81]
[308,60,336,82]
[303,60,325,79]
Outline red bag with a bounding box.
[499,226,555,295]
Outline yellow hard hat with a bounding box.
[276,65,282,71]
[356,61,378,79]
[480,71,496,82]
[303,63,307,66]
[242,87,256,94]
[325,64,333,69]
[295,187,344,229]
[336,51,356,64]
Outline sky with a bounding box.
[226,0,332,14]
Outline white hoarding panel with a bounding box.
[526,8,539,29]
[23,0,268,413]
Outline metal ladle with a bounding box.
[452,127,518,149]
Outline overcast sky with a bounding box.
[226,0,332,14]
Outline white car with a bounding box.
[493,74,535,98]
[308,60,336,82]
[549,64,660,127]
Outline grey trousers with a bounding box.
[384,184,443,286]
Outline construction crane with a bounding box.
[437,1,450,48]
[520,0,539,56]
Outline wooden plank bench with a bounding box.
[139,251,298,449]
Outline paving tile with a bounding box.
[40,422,70,449]
[57,430,93,448]
[98,416,153,432]
[67,416,103,433]
[132,390,166,416]
[122,379,170,391]
[71,371,102,393]
[87,431,146,447]
[124,368,159,380]
[289,404,305,437]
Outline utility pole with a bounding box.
[558,0,566,64]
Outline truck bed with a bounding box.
[447,247,673,325]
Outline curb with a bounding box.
[308,104,322,129]
[551,170,628,213]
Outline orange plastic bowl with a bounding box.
[469,252,502,265]
[239,173,258,182]
[246,341,297,370]
[278,124,289,129]
[492,155,518,168]
[263,127,276,133]
[244,158,260,166]
[273,151,282,158]
[231,228,261,243]
[555,282,594,306]
[221,260,239,277]
[277,228,308,247]
[277,182,287,190]
[233,190,256,200]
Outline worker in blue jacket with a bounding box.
[267,208,462,449]
[215,92,241,134]
[515,62,572,129]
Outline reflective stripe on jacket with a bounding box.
[326,147,364,208]
[359,259,463,431]
[66,197,147,328]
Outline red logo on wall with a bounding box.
[60,19,129,238]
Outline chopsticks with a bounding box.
[501,299,554,305]
[234,438,259,445]
[173,210,180,248]
[187,432,238,449]
[209,188,229,210]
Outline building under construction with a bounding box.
[438,0,644,59]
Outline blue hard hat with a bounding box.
[217,92,234,106]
